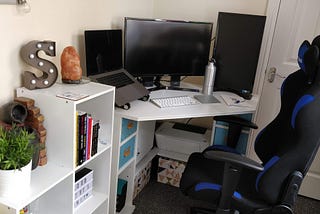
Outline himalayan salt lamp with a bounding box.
[61,46,82,83]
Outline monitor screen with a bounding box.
[124,17,213,83]
[213,12,266,94]
[84,29,122,76]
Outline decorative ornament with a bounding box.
[2,101,27,124]
[20,40,58,90]
[60,46,83,84]
[14,96,48,168]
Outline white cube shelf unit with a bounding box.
[0,82,115,214]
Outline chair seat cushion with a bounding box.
[180,152,224,203]
[180,152,269,213]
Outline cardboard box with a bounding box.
[157,156,186,187]
[134,161,152,198]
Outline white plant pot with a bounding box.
[0,161,32,198]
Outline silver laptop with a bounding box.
[84,29,149,107]
[89,68,150,107]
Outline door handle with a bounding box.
[267,67,277,83]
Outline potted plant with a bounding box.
[0,124,35,198]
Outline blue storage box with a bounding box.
[119,136,135,168]
[121,118,137,142]
[213,114,252,154]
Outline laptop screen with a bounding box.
[84,29,123,76]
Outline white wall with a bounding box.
[154,0,268,28]
[0,0,267,119]
[0,0,153,111]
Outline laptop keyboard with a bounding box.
[97,72,134,88]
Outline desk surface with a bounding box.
[115,89,259,121]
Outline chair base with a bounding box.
[190,207,238,214]
[190,207,216,214]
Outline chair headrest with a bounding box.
[311,35,320,48]
[298,35,320,84]
[298,40,310,72]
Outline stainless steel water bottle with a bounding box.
[202,59,216,95]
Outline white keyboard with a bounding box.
[150,95,201,108]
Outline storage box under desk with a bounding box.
[157,156,186,187]
[134,161,152,199]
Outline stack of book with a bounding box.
[76,111,100,166]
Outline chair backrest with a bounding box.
[253,36,320,204]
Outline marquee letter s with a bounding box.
[21,40,58,90]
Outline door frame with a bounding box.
[247,0,281,161]
[247,0,320,200]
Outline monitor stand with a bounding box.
[194,94,220,104]
[139,76,155,87]
[170,75,181,87]
[143,76,200,92]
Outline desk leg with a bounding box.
[136,121,156,164]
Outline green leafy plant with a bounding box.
[0,124,35,170]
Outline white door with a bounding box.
[252,0,320,200]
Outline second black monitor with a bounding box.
[213,12,266,95]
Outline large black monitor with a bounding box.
[84,29,122,76]
[124,17,213,86]
[213,12,266,96]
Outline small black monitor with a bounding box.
[213,12,266,95]
[124,17,213,86]
[84,29,122,76]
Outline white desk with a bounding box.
[115,90,258,121]
[109,89,259,214]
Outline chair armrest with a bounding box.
[203,150,264,172]
[214,115,258,129]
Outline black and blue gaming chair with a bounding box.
[180,36,320,214]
